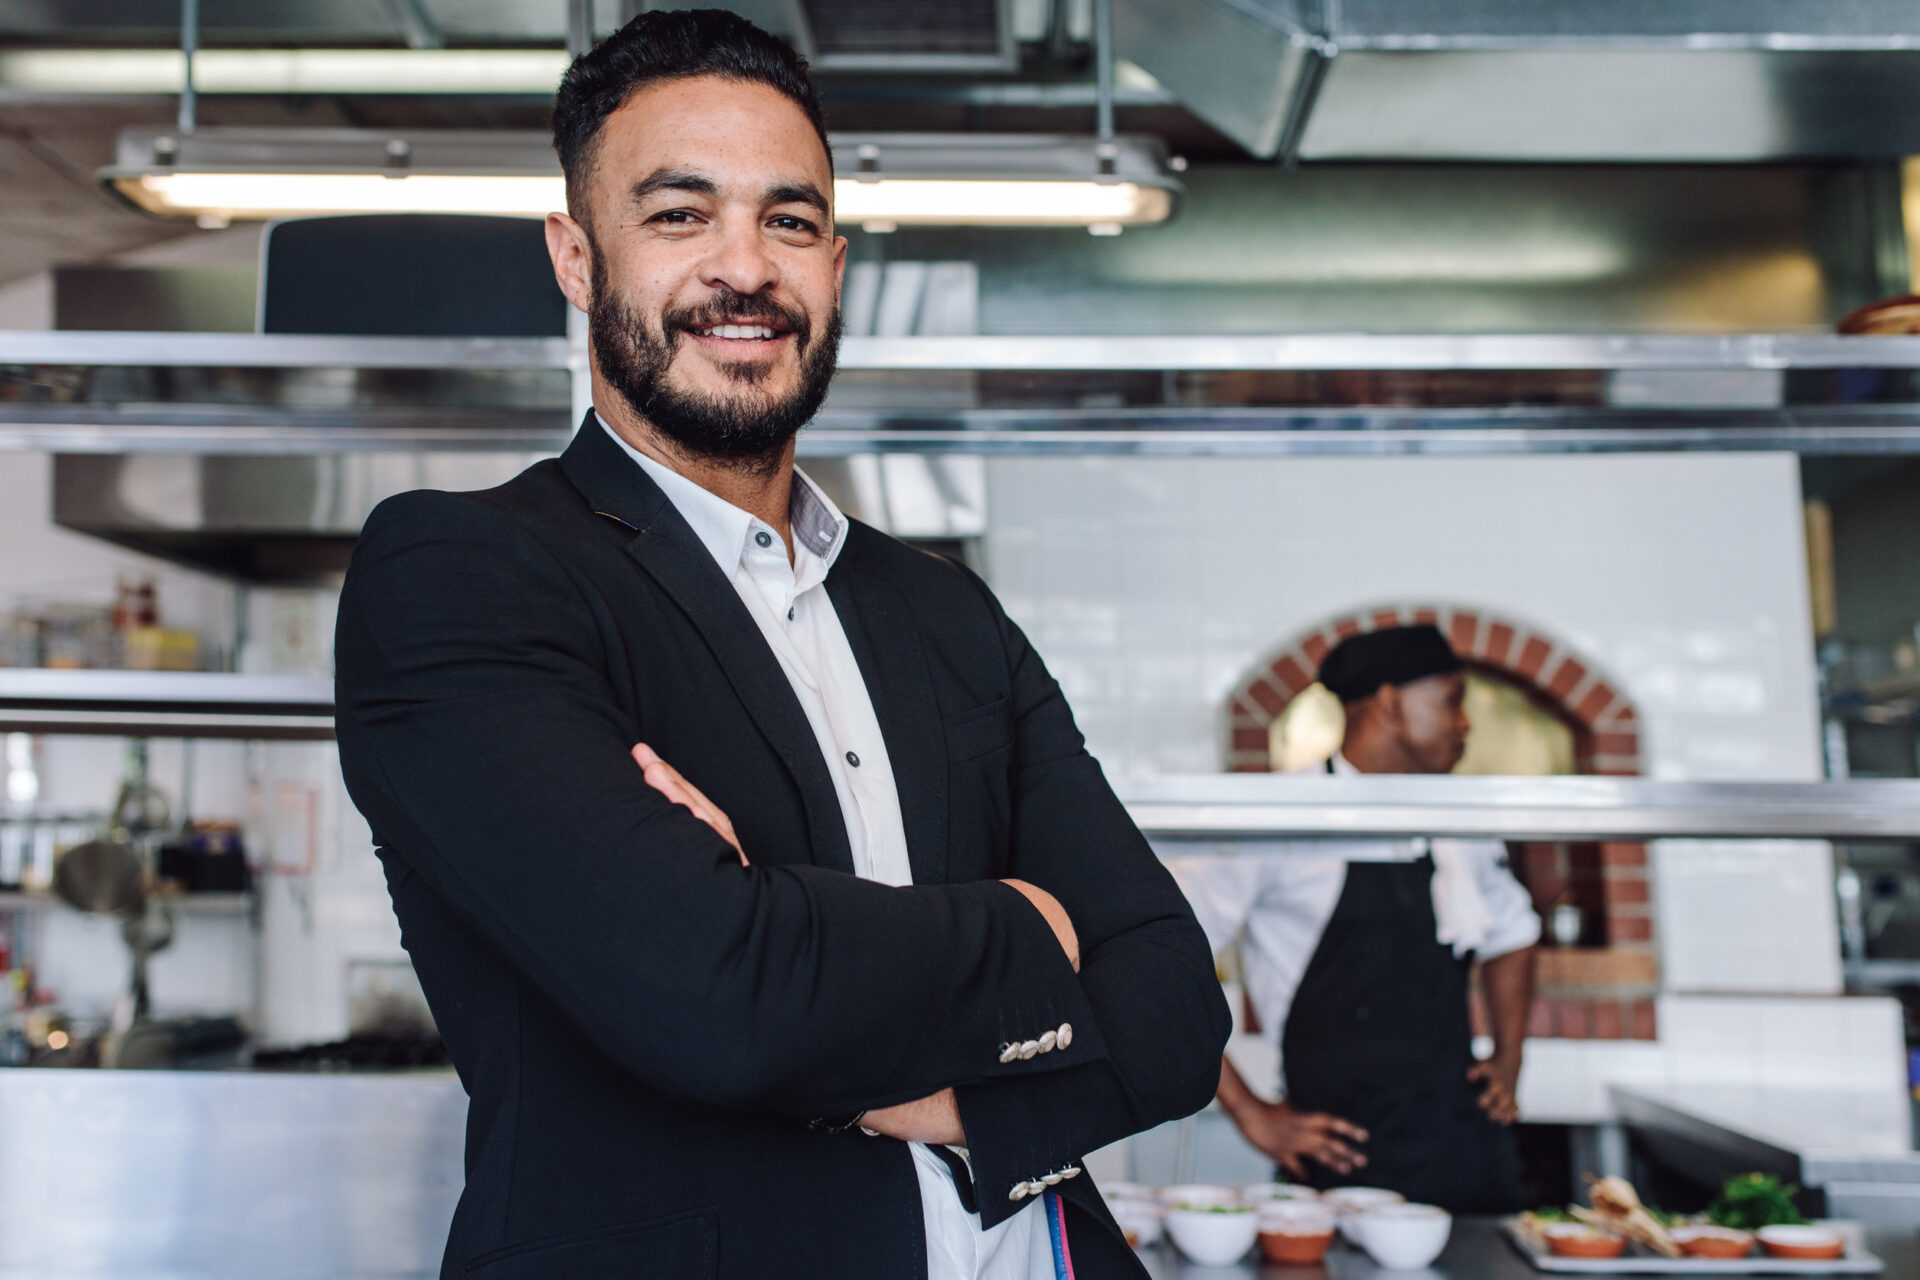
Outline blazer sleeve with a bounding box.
[939,564,1233,1226]
[334,490,1102,1117]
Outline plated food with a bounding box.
[1256,1201,1338,1265]
[1757,1225,1847,1261]
[1670,1224,1755,1259]
[1540,1223,1629,1259]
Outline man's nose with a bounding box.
[699,214,779,298]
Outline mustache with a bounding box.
[663,292,810,341]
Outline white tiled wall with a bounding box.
[978,453,1833,995]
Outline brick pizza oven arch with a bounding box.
[1221,602,1659,1040]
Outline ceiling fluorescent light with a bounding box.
[103,128,1180,229]
[0,49,570,96]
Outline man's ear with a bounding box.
[545,212,595,314]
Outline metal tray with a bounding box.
[1501,1220,1885,1275]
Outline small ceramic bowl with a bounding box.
[1157,1182,1239,1209]
[1353,1202,1451,1269]
[1100,1180,1155,1204]
[1164,1204,1260,1267]
[1257,1204,1339,1265]
[1110,1198,1163,1248]
[1241,1181,1320,1204]
[1757,1225,1846,1261]
[1542,1224,1628,1259]
[1323,1186,1406,1241]
[1672,1225,1754,1259]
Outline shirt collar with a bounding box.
[596,412,847,576]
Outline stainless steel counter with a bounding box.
[1137,1218,1918,1279]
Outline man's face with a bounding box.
[1391,671,1471,774]
[568,76,846,468]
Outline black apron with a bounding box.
[1279,783,1521,1212]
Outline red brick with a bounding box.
[1449,611,1481,657]
[1594,731,1640,758]
[1602,878,1650,906]
[1527,1001,1554,1039]
[1591,1001,1625,1040]
[1631,1000,1658,1040]
[1247,679,1288,716]
[1332,617,1362,640]
[1545,658,1588,701]
[1229,757,1269,773]
[1593,765,1638,777]
[1302,632,1331,667]
[1371,609,1403,631]
[1485,622,1516,665]
[1609,916,1654,943]
[1574,681,1616,725]
[1515,636,1551,679]
[1230,696,1260,725]
[1412,608,1440,625]
[1612,704,1638,723]
[1555,1000,1592,1039]
[1272,655,1312,695]
[1232,726,1270,754]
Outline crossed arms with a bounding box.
[334,491,1229,1220]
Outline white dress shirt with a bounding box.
[1167,755,1540,1094]
[600,417,1053,1280]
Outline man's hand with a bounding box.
[1000,878,1078,971]
[1228,1096,1369,1180]
[631,743,746,864]
[860,1087,966,1146]
[1468,1054,1521,1125]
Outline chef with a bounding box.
[1173,624,1540,1212]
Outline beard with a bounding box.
[588,244,841,476]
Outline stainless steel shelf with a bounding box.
[7,331,1920,371]
[1120,774,1920,842]
[0,670,334,741]
[0,890,252,915]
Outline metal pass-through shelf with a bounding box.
[0,670,334,741]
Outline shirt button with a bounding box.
[787,606,795,621]
[845,750,860,767]
[754,531,772,548]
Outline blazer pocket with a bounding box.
[943,696,1012,765]
[466,1207,717,1278]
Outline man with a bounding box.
[332,11,1227,1279]
[1175,625,1539,1213]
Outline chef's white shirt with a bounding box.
[1167,755,1540,1094]
[601,417,1053,1280]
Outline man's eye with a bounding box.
[770,216,818,233]
[650,209,700,225]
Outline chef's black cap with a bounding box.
[1317,624,1464,705]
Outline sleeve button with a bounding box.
[1037,1030,1057,1053]
[1056,1022,1073,1049]
[1009,1184,1030,1202]
[1017,1040,1040,1060]
[998,1043,1019,1065]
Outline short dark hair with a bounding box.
[551,9,831,225]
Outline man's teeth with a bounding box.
[699,324,778,340]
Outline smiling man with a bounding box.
[332,11,1227,1280]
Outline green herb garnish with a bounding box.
[1528,1207,1577,1223]
[1707,1173,1809,1231]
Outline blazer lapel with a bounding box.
[558,416,854,875]
[827,532,949,888]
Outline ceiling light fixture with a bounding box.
[102,128,1180,230]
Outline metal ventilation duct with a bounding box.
[1113,0,1920,161]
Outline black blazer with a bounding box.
[334,416,1229,1279]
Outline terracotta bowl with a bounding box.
[1672,1225,1754,1259]
[1757,1225,1846,1261]
[1258,1226,1337,1265]
[1543,1224,1628,1259]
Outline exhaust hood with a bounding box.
[1113,0,1920,161]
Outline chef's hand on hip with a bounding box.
[631,743,747,865]
[1229,1098,1368,1180]
[999,879,1078,971]
[1468,1055,1521,1125]
[859,1088,966,1146]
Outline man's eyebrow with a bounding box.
[627,168,719,204]
[766,181,830,217]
